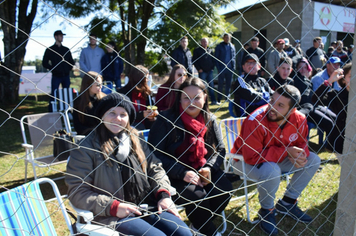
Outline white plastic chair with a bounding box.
[20,112,72,182]
[51,88,78,112]
[0,178,73,235]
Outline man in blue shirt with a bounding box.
[311,57,342,91]
[215,33,236,103]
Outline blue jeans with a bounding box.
[115,211,191,236]
[49,75,70,111]
[217,68,233,102]
[199,71,216,103]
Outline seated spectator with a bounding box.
[66,93,191,236]
[148,77,232,236]
[231,85,321,235]
[232,54,273,117]
[311,57,342,91]
[118,65,158,130]
[73,71,106,135]
[155,64,187,111]
[294,58,336,146]
[312,62,352,154]
[268,57,294,90]
[101,41,124,89]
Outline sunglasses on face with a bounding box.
[177,73,187,77]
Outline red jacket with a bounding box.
[231,105,310,165]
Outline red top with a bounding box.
[231,104,310,165]
[155,83,177,111]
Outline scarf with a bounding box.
[175,105,208,169]
[113,132,152,204]
[131,91,146,112]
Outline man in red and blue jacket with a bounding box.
[231,85,320,235]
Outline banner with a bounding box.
[313,2,355,33]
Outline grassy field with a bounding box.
[0,91,340,235]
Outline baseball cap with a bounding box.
[350,44,354,48]
[327,57,341,64]
[243,53,259,64]
[54,30,66,36]
[284,38,290,46]
[295,39,301,43]
[276,39,285,44]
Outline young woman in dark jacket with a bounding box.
[148,77,232,236]
[312,62,352,154]
[117,65,158,130]
[66,93,191,236]
[73,72,106,135]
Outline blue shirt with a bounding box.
[311,69,341,91]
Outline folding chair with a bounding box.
[102,81,114,94]
[51,88,78,113]
[20,112,71,182]
[0,178,73,235]
[138,129,150,141]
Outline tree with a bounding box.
[0,0,38,105]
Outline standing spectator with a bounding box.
[312,63,352,155]
[283,38,299,59]
[149,77,232,236]
[73,72,106,135]
[101,41,124,89]
[311,57,342,91]
[42,30,75,111]
[215,33,236,103]
[330,41,337,49]
[347,44,354,62]
[192,37,217,105]
[331,40,348,63]
[231,85,321,235]
[294,39,303,56]
[236,43,249,75]
[266,39,288,76]
[79,33,105,76]
[306,37,326,72]
[268,57,294,91]
[155,64,187,111]
[246,37,266,76]
[326,47,334,60]
[171,36,193,75]
[232,54,272,117]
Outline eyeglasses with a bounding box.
[177,73,187,77]
[245,61,257,66]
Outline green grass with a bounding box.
[0,97,341,236]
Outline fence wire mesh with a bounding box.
[0,0,355,235]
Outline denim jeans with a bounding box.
[217,68,233,102]
[115,211,191,236]
[199,71,216,103]
[49,75,70,111]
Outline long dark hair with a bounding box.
[165,64,187,86]
[75,72,106,123]
[127,65,151,99]
[339,62,352,88]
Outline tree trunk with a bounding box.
[0,0,37,106]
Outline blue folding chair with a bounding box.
[0,178,73,235]
[101,81,114,94]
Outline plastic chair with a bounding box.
[102,81,114,94]
[20,112,72,182]
[51,88,78,112]
[0,178,73,235]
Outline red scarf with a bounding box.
[176,105,208,169]
[131,91,146,112]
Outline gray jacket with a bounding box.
[66,131,171,227]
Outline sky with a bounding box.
[0,0,267,62]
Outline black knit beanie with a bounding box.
[95,93,136,124]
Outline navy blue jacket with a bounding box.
[192,46,215,72]
[215,42,236,71]
[101,53,124,83]
[171,45,193,74]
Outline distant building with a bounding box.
[21,66,36,74]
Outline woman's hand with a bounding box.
[157,198,182,219]
[198,167,211,186]
[116,203,142,218]
[183,170,203,187]
[144,109,159,120]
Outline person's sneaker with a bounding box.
[275,199,313,223]
[258,208,278,235]
[189,224,204,236]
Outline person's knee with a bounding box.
[257,162,281,180]
[307,152,321,170]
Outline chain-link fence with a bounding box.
[0,0,355,235]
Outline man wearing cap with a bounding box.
[306,37,327,72]
[79,33,105,77]
[294,39,303,56]
[42,30,75,111]
[232,53,272,117]
[266,39,288,75]
[245,37,266,76]
[311,56,342,91]
[283,38,299,59]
